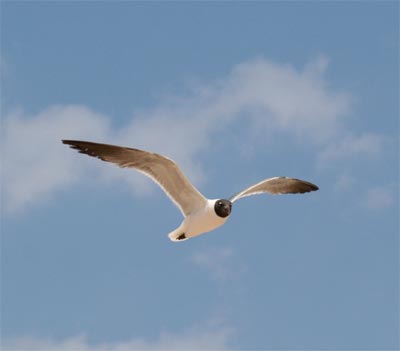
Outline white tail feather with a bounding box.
[167,226,188,242]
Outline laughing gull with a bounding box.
[62,140,318,242]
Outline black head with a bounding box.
[214,199,232,218]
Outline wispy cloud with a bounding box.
[3,321,233,350]
[365,185,396,211]
[334,173,356,191]
[2,106,110,213]
[3,56,368,214]
[191,246,245,282]
[317,133,388,169]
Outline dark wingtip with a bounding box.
[61,139,79,145]
[298,178,319,192]
[307,183,319,192]
[293,178,319,193]
[62,140,91,151]
[62,140,90,156]
[62,139,76,146]
[61,140,83,152]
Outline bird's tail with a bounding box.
[168,226,188,242]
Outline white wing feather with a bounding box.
[62,140,207,217]
[230,177,318,203]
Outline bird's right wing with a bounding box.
[62,140,207,217]
[230,177,318,203]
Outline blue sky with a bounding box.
[1,1,398,350]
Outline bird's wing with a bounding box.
[62,140,207,217]
[229,177,318,203]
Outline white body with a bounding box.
[168,199,229,241]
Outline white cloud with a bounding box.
[220,56,351,144]
[3,321,232,350]
[2,106,110,213]
[334,173,356,191]
[191,246,245,282]
[2,56,356,214]
[365,185,395,211]
[317,133,387,169]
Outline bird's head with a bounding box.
[214,199,232,218]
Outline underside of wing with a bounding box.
[62,140,207,216]
[230,177,318,203]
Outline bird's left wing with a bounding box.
[62,140,207,217]
[230,177,318,203]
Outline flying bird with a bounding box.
[62,140,318,242]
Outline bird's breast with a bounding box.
[183,205,228,238]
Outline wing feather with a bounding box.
[230,177,318,203]
[62,140,207,216]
